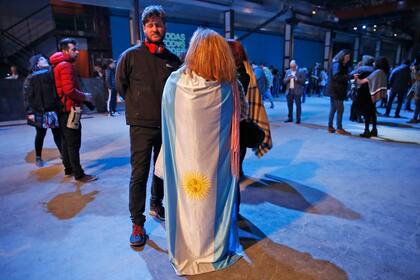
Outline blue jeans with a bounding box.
[263,88,274,107]
[328,97,344,130]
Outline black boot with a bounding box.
[360,129,371,138]
[370,128,378,137]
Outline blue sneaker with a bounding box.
[130,224,147,247]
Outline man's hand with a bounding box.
[27,114,35,122]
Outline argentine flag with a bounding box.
[161,68,242,275]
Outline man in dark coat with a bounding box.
[384,60,412,118]
[283,60,305,123]
[116,5,181,247]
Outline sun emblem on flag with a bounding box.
[181,171,210,200]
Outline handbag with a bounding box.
[240,120,265,148]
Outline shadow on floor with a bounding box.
[376,120,419,129]
[44,185,99,220]
[85,156,130,172]
[240,175,361,220]
[25,148,61,163]
[186,216,348,280]
[29,164,63,182]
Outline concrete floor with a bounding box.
[0,96,419,280]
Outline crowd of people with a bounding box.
[14,3,420,276]
[325,50,419,137]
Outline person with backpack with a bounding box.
[23,54,62,167]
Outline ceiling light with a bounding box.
[353,26,358,31]
[373,28,377,32]
[312,10,316,15]
[373,24,377,28]
[362,25,367,29]
[394,33,398,37]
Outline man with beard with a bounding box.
[50,38,97,182]
[116,5,181,247]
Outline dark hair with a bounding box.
[361,55,374,66]
[226,39,249,67]
[59,38,77,51]
[333,49,351,64]
[374,56,390,75]
[402,59,411,65]
[141,5,166,25]
[28,54,44,72]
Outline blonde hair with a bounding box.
[184,28,236,83]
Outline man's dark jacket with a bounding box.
[116,44,181,127]
[389,63,411,94]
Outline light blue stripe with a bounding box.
[162,70,182,260]
[213,83,240,269]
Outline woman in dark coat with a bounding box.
[23,55,62,167]
[355,56,390,137]
[326,49,352,135]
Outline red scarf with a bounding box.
[144,40,165,54]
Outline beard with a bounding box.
[146,32,165,43]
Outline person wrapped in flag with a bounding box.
[160,28,242,275]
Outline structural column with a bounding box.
[375,39,381,58]
[353,36,361,62]
[395,43,402,65]
[283,23,294,71]
[323,30,333,71]
[224,10,234,39]
[129,0,141,45]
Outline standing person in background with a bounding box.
[271,66,280,98]
[354,56,390,137]
[326,49,352,135]
[50,38,97,182]
[404,63,418,112]
[262,63,274,108]
[319,67,328,96]
[160,28,242,275]
[384,60,412,118]
[227,39,250,216]
[23,54,62,167]
[4,65,19,79]
[105,59,118,116]
[283,60,305,124]
[115,5,181,247]
[311,62,321,96]
[227,41,272,178]
[407,68,420,123]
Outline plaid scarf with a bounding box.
[244,61,273,158]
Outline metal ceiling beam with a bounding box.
[237,5,289,41]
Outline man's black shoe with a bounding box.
[284,119,293,123]
[75,174,98,183]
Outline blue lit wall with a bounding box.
[110,17,322,72]
[237,30,284,70]
[293,39,324,69]
[109,16,130,60]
